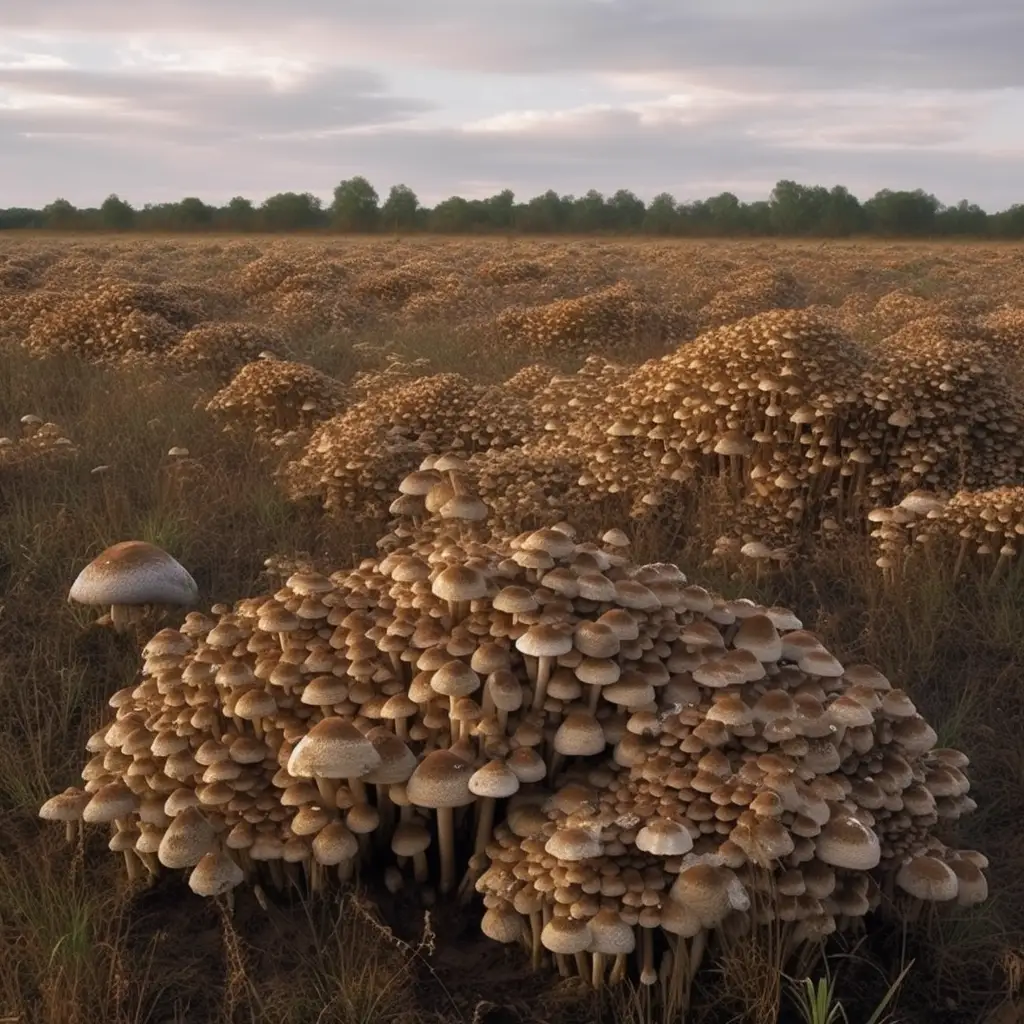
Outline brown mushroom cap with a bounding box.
[814,815,880,870]
[189,848,244,896]
[406,749,475,808]
[288,719,382,779]
[69,540,199,608]
[896,856,958,902]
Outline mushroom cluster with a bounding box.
[492,282,674,356]
[0,416,76,474]
[169,322,289,381]
[868,487,1024,583]
[24,281,199,361]
[41,470,987,1009]
[569,308,1024,559]
[205,358,347,439]
[284,374,543,522]
[696,267,806,331]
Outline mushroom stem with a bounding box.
[574,951,590,980]
[122,849,140,883]
[375,784,394,843]
[610,952,629,985]
[110,603,131,633]
[473,797,497,858]
[530,912,543,969]
[592,951,606,989]
[435,806,456,895]
[64,821,76,845]
[412,850,430,884]
[534,655,554,710]
[314,777,338,809]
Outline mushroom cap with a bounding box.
[554,711,607,756]
[406,749,475,808]
[40,787,90,821]
[573,620,621,659]
[158,806,216,869]
[814,814,880,870]
[588,908,636,954]
[430,659,481,698]
[481,904,524,944]
[516,624,573,659]
[541,916,592,954]
[544,827,603,861]
[288,719,382,780]
[732,614,783,662]
[896,856,958,902]
[469,760,521,799]
[363,731,418,785]
[312,821,359,864]
[635,819,694,857]
[69,541,198,607]
[432,565,489,603]
[189,849,244,897]
[82,782,137,823]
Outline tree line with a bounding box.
[3,177,1024,238]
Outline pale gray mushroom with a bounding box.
[69,540,199,632]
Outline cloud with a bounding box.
[0,64,433,142]
[5,0,1024,89]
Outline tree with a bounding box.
[517,190,572,233]
[221,196,256,232]
[100,193,135,230]
[607,189,646,232]
[571,190,611,232]
[331,176,380,232]
[482,189,516,230]
[42,197,79,230]
[177,197,213,229]
[864,189,940,236]
[260,192,325,231]
[429,196,475,233]
[380,184,420,232]
[643,193,680,235]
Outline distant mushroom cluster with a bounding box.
[41,468,988,1007]
[205,358,347,438]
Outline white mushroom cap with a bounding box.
[69,541,198,607]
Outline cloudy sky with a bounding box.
[2,0,1024,211]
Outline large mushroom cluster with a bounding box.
[169,322,290,381]
[565,308,1024,556]
[492,282,674,355]
[696,268,806,331]
[205,358,348,438]
[41,469,988,1009]
[284,374,543,521]
[23,282,199,361]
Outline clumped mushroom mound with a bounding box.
[24,281,199,361]
[206,358,347,438]
[696,267,807,330]
[284,374,544,522]
[492,281,673,355]
[169,322,290,381]
[42,473,986,1012]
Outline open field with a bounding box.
[2,235,1024,1024]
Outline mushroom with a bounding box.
[69,540,198,632]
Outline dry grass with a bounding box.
[2,236,1023,1024]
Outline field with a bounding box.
[1,234,1023,1024]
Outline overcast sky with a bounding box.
[3,0,1024,210]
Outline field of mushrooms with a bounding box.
[2,235,1024,1024]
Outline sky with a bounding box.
[2,0,1024,211]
